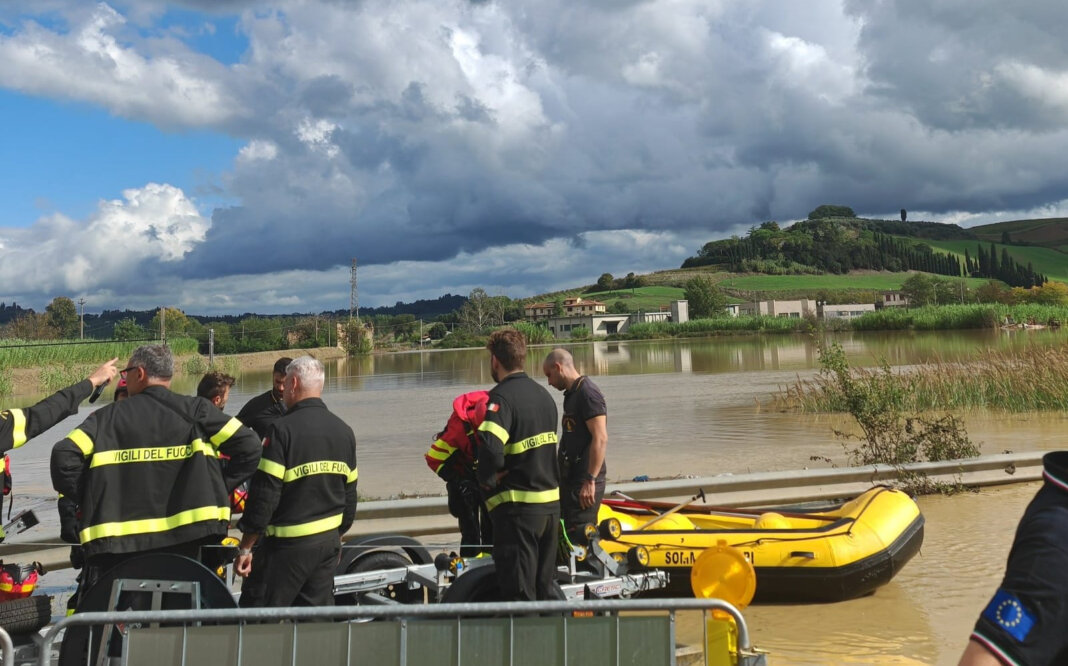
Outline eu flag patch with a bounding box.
[982,589,1035,642]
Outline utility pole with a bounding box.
[349,258,359,321]
[160,307,166,342]
[77,298,86,339]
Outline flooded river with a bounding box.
[5,328,1067,662]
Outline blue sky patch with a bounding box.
[0,89,241,227]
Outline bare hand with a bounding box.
[88,358,119,388]
[579,479,596,509]
[235,552,253,578]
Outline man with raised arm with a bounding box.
[1,358,117,455]
[50,344,261,588]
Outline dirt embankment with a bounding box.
[7,346,348,398]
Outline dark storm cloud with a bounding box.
[6,0,1068,311]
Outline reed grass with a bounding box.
[621,315,808,339]
[181,355,241,377]
[851,304,1068,331]
[0,370,11,398]
[779,345,1068,412]
[0,338,198,371]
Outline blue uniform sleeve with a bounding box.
[971,509,1068,665]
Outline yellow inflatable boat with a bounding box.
[596,485,924,603]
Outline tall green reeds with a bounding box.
[0,338,198,371]
[622,315,809,339]
[780,345,1068,412]
[851,304,1068,331]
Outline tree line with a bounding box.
[682,219,967,278]
[963,243,1046,288]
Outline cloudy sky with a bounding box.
[1,1,1067,315]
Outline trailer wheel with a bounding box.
[0,595,52,636]
[335,550,421,606]
[439,564,502,603]
[440,564,566,604]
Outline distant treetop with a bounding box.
[808,204,856,220]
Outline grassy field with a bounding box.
[970,218,1068,249]
[722,273,991,292]
[913,239,1068,283]
[0,338,199,371]
[581,285,686,310]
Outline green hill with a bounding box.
[969,218,1068,252]
[913,239,1068,284]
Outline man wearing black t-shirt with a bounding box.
[543,348,607,545]
[237,357,292,440]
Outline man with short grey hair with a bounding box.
[51,344,262,590]
[236,356,358,607]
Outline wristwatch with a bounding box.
[582,472,596,482]
[238,548,253,556]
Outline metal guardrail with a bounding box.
[353,452,1042,534]
[39,598,752,666]
[0,626,11,666]
[4,452,1044,570]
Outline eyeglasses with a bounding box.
[119,366,140,379]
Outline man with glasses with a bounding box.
[50,344,261,588]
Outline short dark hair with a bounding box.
[486,328,527,372]
[273,357,294,375]
[197,371,236,401]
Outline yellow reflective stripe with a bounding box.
[89,440,217,468]
[426,440,454,461]
[282,460,351,483]
[478,420,510,445]
[485,487,559,511]
[258,457,285,479]
[9,409,27,449]
[503,431,557,456]
[209,417,243,448]
[68,429,94,457]
[347,467,359,483]
[79,505,231,543]
[266,513,343,538]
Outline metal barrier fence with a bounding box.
[0,626,11,666]
[38,598,758,666]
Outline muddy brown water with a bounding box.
[4,329,1066,661]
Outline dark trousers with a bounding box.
[490,508,559,601]
[560,476,605,546]
[252,532,340,607]
[447,481,493,557]
[84,536,218,592]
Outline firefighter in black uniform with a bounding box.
[235,356,358,607]
[477,328,560,601]
[50,344,261,585]
[1,358,118,520]
[236,357,291,440]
